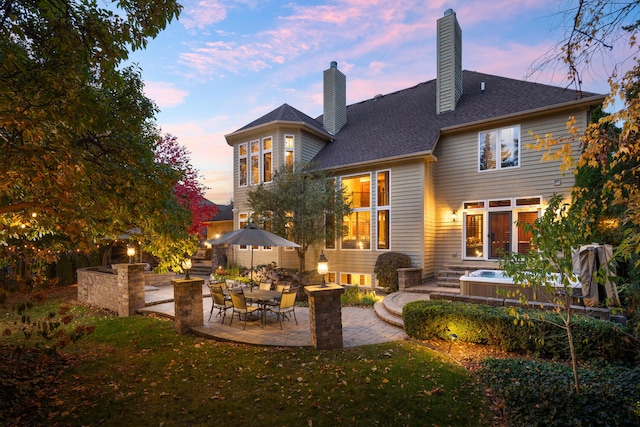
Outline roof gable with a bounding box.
[231,103,328,136]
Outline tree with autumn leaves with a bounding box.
[0,0,213,282]
[528,1,639,283]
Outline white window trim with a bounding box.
[284,134,295,168]
[478,125,521,172]
[461,196,542,260]
[250,140,260,186]
[376,169,391,251]
[238,143,248,187]
[262,136,273,183]
[340,172,372,250]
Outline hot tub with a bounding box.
[459,269,581,302]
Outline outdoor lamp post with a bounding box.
[181,259,192,280]
[317,250,328,288]
[127,246,136,264]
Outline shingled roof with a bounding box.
[312,70,604,169]
[232,103,328,136]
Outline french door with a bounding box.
[489,211,512,258]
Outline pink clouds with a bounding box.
[181,0,227,30]
[144,82,189,108]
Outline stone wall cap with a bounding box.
[172,278,205,285]
[305,284,345,294]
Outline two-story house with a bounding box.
[223,9,605,287]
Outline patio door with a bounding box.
[489,211,512,258]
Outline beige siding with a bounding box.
[303,160,426,286]
[301,131,327,163]
[225,124,329,274]
[423,160,436,278]
[432,108,592,272]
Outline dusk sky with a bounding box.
[126,0,634,204]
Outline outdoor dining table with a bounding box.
[244,289,281,326]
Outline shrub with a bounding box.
[403,300,637,363]
[479,358,640,426]
[373,252,412,292]
[56,254,74,286]
[341,286,383,307]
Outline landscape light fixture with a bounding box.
[317,250,328,288]
[181,258,192,280]
[127,246,136,264]
[448,333,458,353]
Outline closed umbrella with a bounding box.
[206,223,300,285]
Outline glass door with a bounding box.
[489,211,512,258]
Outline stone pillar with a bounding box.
[397,268,423,291]
[304,284,345,350]
[172,278,204,334]
[112,263,145,317]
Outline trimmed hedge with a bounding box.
[373,252,412,292]
[479,358,640,426]
[403,300,637,364]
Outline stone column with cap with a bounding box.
[304,284,345,349]
[172,277,204,334]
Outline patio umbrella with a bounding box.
[206,223,300,284]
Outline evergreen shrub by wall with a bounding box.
[403,300,636,364]
[373,252,412,292]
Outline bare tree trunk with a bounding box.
[565,303,581,394]
[296,247,307,273]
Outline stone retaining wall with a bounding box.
[77,264,145,317]
[397,268,423,291]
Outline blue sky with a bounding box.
[126,0,633,204]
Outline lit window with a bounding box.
[239,212,249,250]
[238,143,248,186]
[377,171,390,249]
[262,137,272,183]
[285,135,295,169]
[250,140,259,185]
[341,273,371,287]
[341,174,371,250]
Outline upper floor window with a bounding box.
[250,140,260,185]
[262,137,272,183]
[377,170,390,250]
[238,143,248,186]
[479,125,520,171]
[342,173,371,250]
[285,135,295,169]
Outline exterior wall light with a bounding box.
[181,258,192,280]
[451,210,458,222]
[317,250,328,288]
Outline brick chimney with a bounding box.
[436,9,462,114]
[323,61,346,135]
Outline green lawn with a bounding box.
[1,288,495,427]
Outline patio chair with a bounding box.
[208,285,233,323]
[259,282,272,291]
[275,283,290,293]
[229,290,260,330]
[267,288,298,329]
